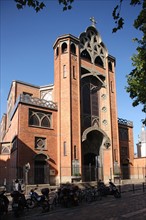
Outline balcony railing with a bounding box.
[118,118,133,127]
[10,94,58,120]
[20,94,58,110]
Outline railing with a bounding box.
[10,94,58,120]
[118,182,146,194]
[20,94,58,110]
[118,118,133,127]
[0,165,146,192]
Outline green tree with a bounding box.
[112,0,146,124]
[14,0,146,123]
[15,0,74,12]
[126,0,146,124]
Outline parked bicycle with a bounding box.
[57,184,80,207]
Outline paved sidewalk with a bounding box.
[2,191,146,220]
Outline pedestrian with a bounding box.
[14,179,21,191]
[11,180,28,210]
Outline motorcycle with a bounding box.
[0,190,9,216]
[108,179,121,198]
[11,190,27,217]
[26,188,50,212]
[97,179,121,198]
[97,180,109,197]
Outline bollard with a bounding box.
[118,185,121,193]
[132,184,135,193]
[142,182,145,192]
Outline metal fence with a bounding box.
[121,166,146,180]
[0,165,146,191]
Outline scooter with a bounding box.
[97,180,109,197]
[26,188,50,212]
[108,179,121,198]
[97,179,121,198]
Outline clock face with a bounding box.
[42,91,52,101]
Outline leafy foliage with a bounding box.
[126,0,146,124]
[112,0,143,32]
[58,0,74,11]
[15,0,74,12]
[112,0,124,32]
[15,0,45,12]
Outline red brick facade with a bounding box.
[0,25,136,188]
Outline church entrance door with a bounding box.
[34,154,49,184]
[82,129,104,182]
[34,160,45,184]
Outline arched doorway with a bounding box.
[82,127,111,182]
[34,154,49,184]
[83,152,97,181]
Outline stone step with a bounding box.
[121,179,145,185]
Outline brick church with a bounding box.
[0,19,134,187]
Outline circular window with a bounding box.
[102,119,108,125]
[101,94,106,99]
[102,106,107,112]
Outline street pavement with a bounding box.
[1,191,146,220]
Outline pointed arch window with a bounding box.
[81,49,91,62]
[41,116,50,127]
[29,114,39,126]
[94,37,97,43]
[100,49,103,54]
[29,109,52,128]
[95,56,103,67]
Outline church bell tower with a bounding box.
[53,34,81,183]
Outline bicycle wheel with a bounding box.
[42,200,50,212]
[26,199,35,209]
[114,191,121,198]
[86,194,93,203]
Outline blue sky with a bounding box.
[0,0,144,152]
